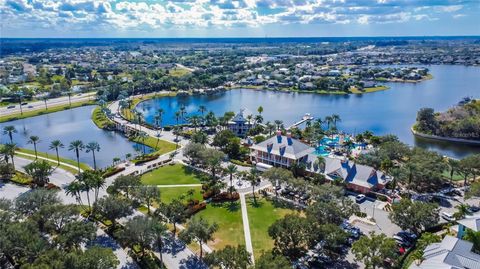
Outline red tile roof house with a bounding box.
[250,131,391,193]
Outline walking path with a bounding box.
[239,194,255,264]
[156,184,203,188]
[15,150,84,172]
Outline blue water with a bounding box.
[0,106,153,168]
[136,65,480,159]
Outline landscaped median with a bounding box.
[91,105,116,130]
[0,99,95,123]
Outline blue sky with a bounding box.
[1,0,479,37]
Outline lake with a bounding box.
[136,65,480,159]
[0,106,150,168]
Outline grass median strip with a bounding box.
[1,99,95,123]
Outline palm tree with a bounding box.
[68,140,85,173]
[85,141,101,170]
[331,114,341,128]
[274,120,283,130]
[243,168,260,204]
[265,121,275,136]
[453,204,471,220]
[325,116,333,130]
[198,105,207,116]
[155,108,164,130]
[65,180,84,206]
[49,140,64,166]
[1,143,17,170]
[153,220,168,266]
[445,158,460,184]
[3,126,17,143]
[316,156,326,172]
[42,96,48,110]
[66,90,73,107]
[188,115,201,131]
[137,132,148,155]
[226,164,238,196]
[27,135,41,159]
[174,111,182,125]
[24,160,54,188]
[179,105,187,119]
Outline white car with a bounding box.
[441,212,455,222]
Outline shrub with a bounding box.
[10,171,33,185]
[230,159,252,167]
[133,154,159,165]
[185,202,207,216]
[355,211,367,218]
[102,166,126,178]
[211,192,240,202]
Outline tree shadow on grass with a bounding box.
[246,196,264,208]
[210,201,240,212]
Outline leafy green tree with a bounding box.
[179,217,218,259]
[225,164,238,195]
[109,174,141,198]
[159,199,187,237]
[313,223,349,259]
[183,142,206,165]
[262,167,294,197]
[152,218,169,265]
[1,143,17,170]
[351,232,398,269]
[191,130,208,144]
[416,107,438,134]
[64,246,119,269]
[463,229,480,254]
[27,135,41,159]
[268,214,311,261]
[55,221,96,250]
[389,199,439,235]
[204,245,251,269]
[306,201,349,226]
[94,195,133,230]
[241,168,260,204]
[133,185,161,215]
[254,252,291,269]
[201,148,225,181]
[121,216,155,257]
[15,189,60,216]
[49,140,65,166]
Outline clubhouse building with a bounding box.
[250,131,391,193]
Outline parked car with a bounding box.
[441,212,455,222]
[355,194,366,203]
[7,105,15,109]
[21,102,28,105]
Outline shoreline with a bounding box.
[411,127,480,146]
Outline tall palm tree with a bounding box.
[66,90,73,107]
[324,116,334,130]
[1,143,17,170]
[49,140,64,166]
[65,180,83,206]
[316,156,326,172]
[188,115,201,131]
[156,108,164,129]
[331,114,341,128]
[137,132,148,155]
[68,140,85,173]
[274,120,283,130]
[85,141,101,170]
[226,164,238,196]
[179,105,187,119]
[27,135,41,159]
[243,168,260,204]
[198,105,207,116]
[42,96,48,110]
[265,121,275,136]
[3,126,17,143]
[174,111,182,125]
[24,160,54,188]
[446,158,460,184]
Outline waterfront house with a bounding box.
[410,235,480,269]
[250,132,391,193]
[227,108,254,137]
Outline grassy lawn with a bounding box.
[141,164,204,185]
[441,170,464,181]
[130,135,176,156]
[16,147,91,174]
[159,186,203,204]
[169,67,191,77]
[0,99,95,123]
[350,85,389,94]
[193,201,245,250]
[246,196,299,258]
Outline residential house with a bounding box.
[457,214,480,239]
[410,235,480,269]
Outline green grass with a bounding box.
[246,196,299,258]
[169,67,191,77]
[141,164,204,185]
[441,170,464,181]
[91,106,115,129]
[130,136,176,156]
[16,147,91,174]
[350,85,389,94]
[159,186,203,204]
[0,99,95,123]
[193,201,245,250]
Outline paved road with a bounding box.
[240,194,255,264]
[1,92,96,116]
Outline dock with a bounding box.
[286,113,314,130]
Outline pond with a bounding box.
[136,65,480,159]
[0,106,152,168]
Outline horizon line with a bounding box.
[1,35,480,39]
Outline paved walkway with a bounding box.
[156,184,203,188]
[15,150,86,172]
[239,194,255,264]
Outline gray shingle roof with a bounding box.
[250,134,314,159]
[410,236,480,269]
